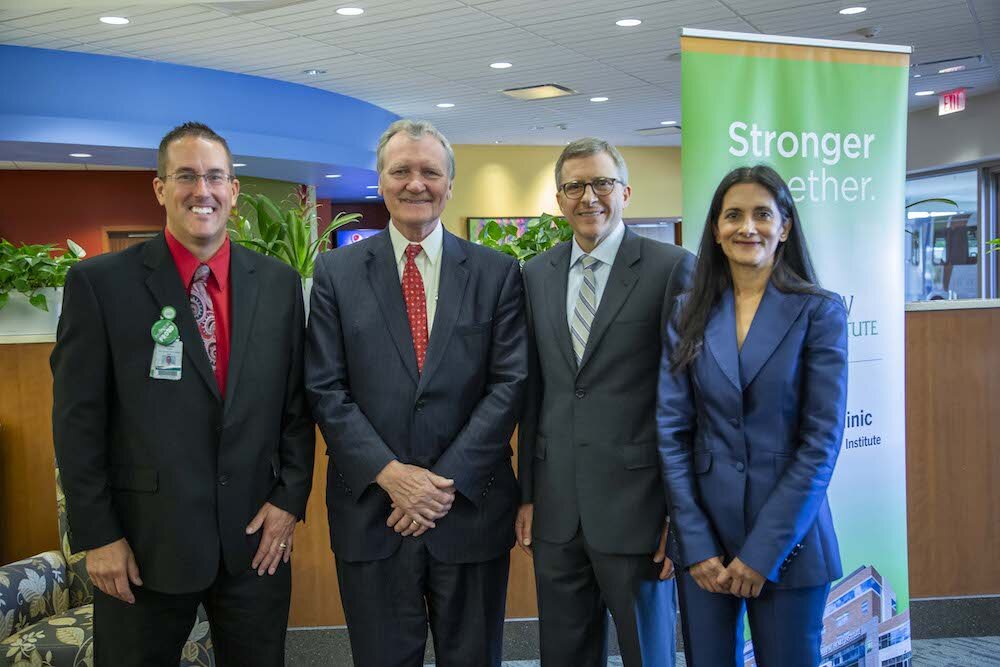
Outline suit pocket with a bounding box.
[534,436,547,460]
[624,441,658,469]
[772,452,794,477]
[110,465,158,492]
[456,319,492,335]
[693,450,712,474]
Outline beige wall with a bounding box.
[445,144,682,239]
[907,89,1000,173]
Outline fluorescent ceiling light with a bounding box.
[303,69,326,75]
[590,96,609,102]
[907,212,929,219]
[436,103,455,108]
[69,153,92,158]
[490,62,512,69]
[914,90,935,96]
[660,120,677,125]
[325,174,342,178]
[930,211,957,217]
[99,16,129,25]
[232,163,246,167]
[938,65,966,74]
[366,185,378,189]
[336,7,364,16]
[616,19,642,27]
[365,195,378,199]
[838,7,867,15]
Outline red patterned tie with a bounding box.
[402,244,428,372]
[189,264,217,370]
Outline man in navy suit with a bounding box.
[305,119,527,666]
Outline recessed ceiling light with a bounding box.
[590,96,609,102]
[365,195,378,199]
[99,16,129,25]
[490,62,513,69]
[616,19,642,27]
[494,140,503,144]
[913,73,922,78]
[366,185,378,189]
[660,120,677,125]
[838,6,867,15]
[336,7,364,16]
[303,69,326,76]
[938,65,966,74]
[325,174,342,178]
[69,153,92,158]
[436,102,455,108]
[914,90,935,96]
[232,163,246,167]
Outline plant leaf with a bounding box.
[29,292,49,311]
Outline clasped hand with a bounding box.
[689,556,766,598]
[377,461,455,537]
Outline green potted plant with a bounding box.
[476,212,572,264]
[228,190,361,280]
[0,238,86,336]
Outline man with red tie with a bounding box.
[52,122,314,665]
[306,119,528,666]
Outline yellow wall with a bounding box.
[445,145,682,239]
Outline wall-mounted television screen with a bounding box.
[336,228,381,247]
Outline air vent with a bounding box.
[911,55,984,77]
[501,84,576,101]
[635,125,681,136]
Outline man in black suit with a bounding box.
[51,122,314,666]
[516,138,693,666]
[306,119,527,666]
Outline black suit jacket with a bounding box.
[305,228,527,564]
[519,227,693,555]
[51,235,315,593]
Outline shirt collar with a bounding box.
[570,219,626,269]
[388,219,443,266]
[164,227,231,291]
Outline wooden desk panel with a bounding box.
[905,308,1000,597]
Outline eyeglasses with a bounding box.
[558,177,622,199]
[163,171,233,187]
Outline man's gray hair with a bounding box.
[554,137,628,187]
[376,119,456,180]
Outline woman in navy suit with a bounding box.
[657,165,848,666]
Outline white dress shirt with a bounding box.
[388,220,443,336]
[566,220,626,329]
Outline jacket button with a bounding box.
[729,417,741,428]
[575,389,585,398]
[735,462,746,472]
[415,400,425,411]
[218,474,230,486]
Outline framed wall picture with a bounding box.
[467,217,539,243]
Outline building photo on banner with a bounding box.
[681,28,911,667]
[3,2,1000,666]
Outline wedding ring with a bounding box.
[410,520,419,528]
[278,542,287,549]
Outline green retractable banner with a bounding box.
[681,29,912,667]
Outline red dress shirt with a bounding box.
[165,228,231,396]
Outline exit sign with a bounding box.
[939,88,966,116]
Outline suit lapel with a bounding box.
[576,229,639,375]
[738,283,807,389]
[417,230,468,395]
[223,245,259,416]
[704,289,741,391]
[142,235,221,402]
[366,230,419,386]
[544,242,576,373]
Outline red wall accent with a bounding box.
[0,170,164,256]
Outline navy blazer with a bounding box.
[306,228,527,564]
[656,283,848,588]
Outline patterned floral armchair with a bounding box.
[1,469,214,666]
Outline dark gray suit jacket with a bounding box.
[306,228,527,564]
[519,227,693,555]
[52,235,315,593]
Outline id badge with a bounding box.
[149,340,183,381]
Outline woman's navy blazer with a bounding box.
[657,282,848,588]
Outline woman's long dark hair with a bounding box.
[671,165,820,371]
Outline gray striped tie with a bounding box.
[571,255,599,365]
